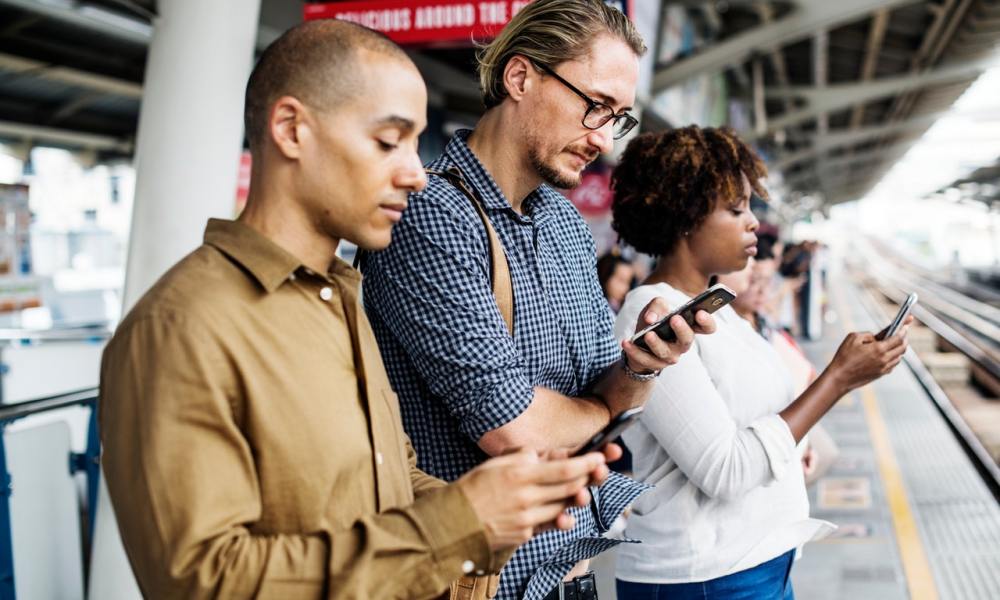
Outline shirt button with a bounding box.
[375,452,384,465]
[288,273,296,281]
[319,287,333,301]
[461,560,475,574]
[474,569,485,576]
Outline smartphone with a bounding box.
[876,293,917,340]
[572,407,644,457]
[630,283,737,352]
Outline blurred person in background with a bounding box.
[721,239,839,487]
[597,248,635,313]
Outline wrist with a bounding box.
[820,367,851,397]
[620,350,661,382]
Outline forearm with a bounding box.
[589,357,657,415]
[118,485,490,600]
[779,368,848,442]
[478,387,611,455]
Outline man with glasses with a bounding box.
[361,1,715,598]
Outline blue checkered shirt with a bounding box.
[361,130,649,599]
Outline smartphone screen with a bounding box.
[631,283,736,352]
[876,293,917,340]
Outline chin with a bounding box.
[352,229,394,252]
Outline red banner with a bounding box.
[566,168,613,216]
[304,0,629,46]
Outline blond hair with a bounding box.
[476,0,646,109]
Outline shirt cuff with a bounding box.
[410,483,497,575]
[457,374,534,442]
[593,471,651,534]
[747,414,798,481]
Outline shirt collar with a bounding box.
[203,218,304,293]
[443,129,554,218]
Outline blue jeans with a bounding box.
[616,550,796,600]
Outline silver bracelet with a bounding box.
[621,349,661,382]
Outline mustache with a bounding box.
[566,145,599,163]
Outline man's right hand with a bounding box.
[454,449,606,551]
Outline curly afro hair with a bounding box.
[611,126,768,256]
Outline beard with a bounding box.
[527,142,592,190]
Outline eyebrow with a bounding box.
[588,88,632,113]
[373,115,415,134]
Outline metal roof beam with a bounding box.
[0,0,277,50]
[0,0,151,45]
[772,113,941,169]
[785,142,913,185]
[0,52,142,98]
[850,8,890,128]
[760,58,992,134]
[0,119,132,152]
[652,0,922,93]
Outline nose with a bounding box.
[396,150,427,192]
[586,121,615,155]
[747,207,760,232]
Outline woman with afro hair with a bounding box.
[609,126,912,599]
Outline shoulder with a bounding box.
[394,172,485,246]
[116,245,255,341]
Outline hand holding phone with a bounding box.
[631,284,736,352]
[875,293,917,341]
[572,407,643,457]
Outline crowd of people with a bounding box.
[96,1,912,598]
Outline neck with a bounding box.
[734,305,755,324]
[644,244,711,297]
[467,108,542,214]
[239,166,339,275]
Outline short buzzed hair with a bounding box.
[244,19,408,151]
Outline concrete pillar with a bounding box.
[89,1,261,597]
[122,0,261,310]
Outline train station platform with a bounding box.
[592,272,1000,599]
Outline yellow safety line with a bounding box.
[832,279,939,600]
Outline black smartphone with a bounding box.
[572,407,644,457]
[876,292,917,340]
[630,283,737,352]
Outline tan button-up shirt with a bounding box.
[100,219,494,599]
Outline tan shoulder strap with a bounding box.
[426,167,514,336]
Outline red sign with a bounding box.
[566,169,613,216]
[304,0,629,46]
[235,151,252,215]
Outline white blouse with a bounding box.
[614,283,833,584]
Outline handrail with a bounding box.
[0,323,111,344]
[0,388,98,424]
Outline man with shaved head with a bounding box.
[99,20,614,599]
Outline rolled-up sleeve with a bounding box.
[99,314,492,599]
[362,195,534,442]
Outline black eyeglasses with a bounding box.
[534,62,638,140]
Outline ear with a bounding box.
[268,95,307,160]
[502,54,535,103]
